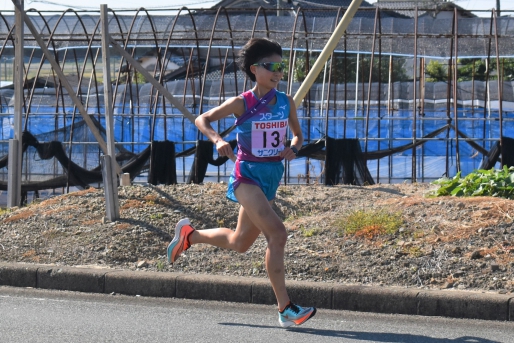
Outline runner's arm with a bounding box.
[195,96,245,160]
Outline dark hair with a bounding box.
[236,38,282,82]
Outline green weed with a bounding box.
[299,225,318,237]
[150,213,163,220]
[335,208,403,239]
[156,260,166,271]
[428,166,514,199]
[407,246,423,257]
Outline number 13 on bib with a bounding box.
[251,119,288,157]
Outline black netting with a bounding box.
[479,141,501,170]
[503,137,514,168]
[2,125,511,191]
[1,7,514,196]
[478,137,514,170]
[148,141,177,185]
[0,131,149,191]
[324,137,375,186]
[187,139,237,184]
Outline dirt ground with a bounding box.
[1,182,513,294]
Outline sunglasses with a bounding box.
[252,62,286,73]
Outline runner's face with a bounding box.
[251,54,283,88]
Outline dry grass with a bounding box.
[36,198,62,206]
[2,210,36,223]
[115,223,132,230]
[65,188,98,197]
[354,224,387,240]
[22,249,40,262]
[42,205,78,216]
[81,218,102,226]
[380,195,514,244]
[143,195,160,204]
[120,199,146,210]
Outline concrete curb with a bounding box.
[1,262,513,321]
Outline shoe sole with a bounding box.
[279,308,317,328]
[167,218,190,263]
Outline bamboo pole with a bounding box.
[412,7,418,182]
[453,8,461,173]
[493,10,504,167]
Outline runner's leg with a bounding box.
[188,205,261,253]
[233,183,290,310]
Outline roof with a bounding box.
[212,0,374,10]
[373,1,477,18]
[211,0,407,18]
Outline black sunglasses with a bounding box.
[252,62,286,72]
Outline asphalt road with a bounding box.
[1,286,513,343]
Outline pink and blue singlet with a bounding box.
[226,89,290,203]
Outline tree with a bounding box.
[425,58,494,82]
[285,51,409,84]
[425,60,447,82]
[457,58,487,81]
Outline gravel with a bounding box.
[1,182,513,295]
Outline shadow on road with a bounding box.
[219,323,501,343]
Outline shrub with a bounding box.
[428,166,514,199]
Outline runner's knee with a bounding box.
[267,223,288,249]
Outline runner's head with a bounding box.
[237,38,283,82]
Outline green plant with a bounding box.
[457,58,487,81]
[335,208,403,238]
[277,187,293,196]
[150,213,163,220]
[427,166,514,199]
[426,60,447,82]
[252,261,263,269]
[407,246,423,257]
[425,58,514,82]
[156,259,166,271]
[413,230,425,239]
[299,225,318,237]
[284,214,295,222]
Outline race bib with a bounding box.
[251,119,288,157]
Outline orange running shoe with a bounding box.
[167,218,195,263]
[278,302,316,328]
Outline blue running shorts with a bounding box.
[226,160,284,203]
